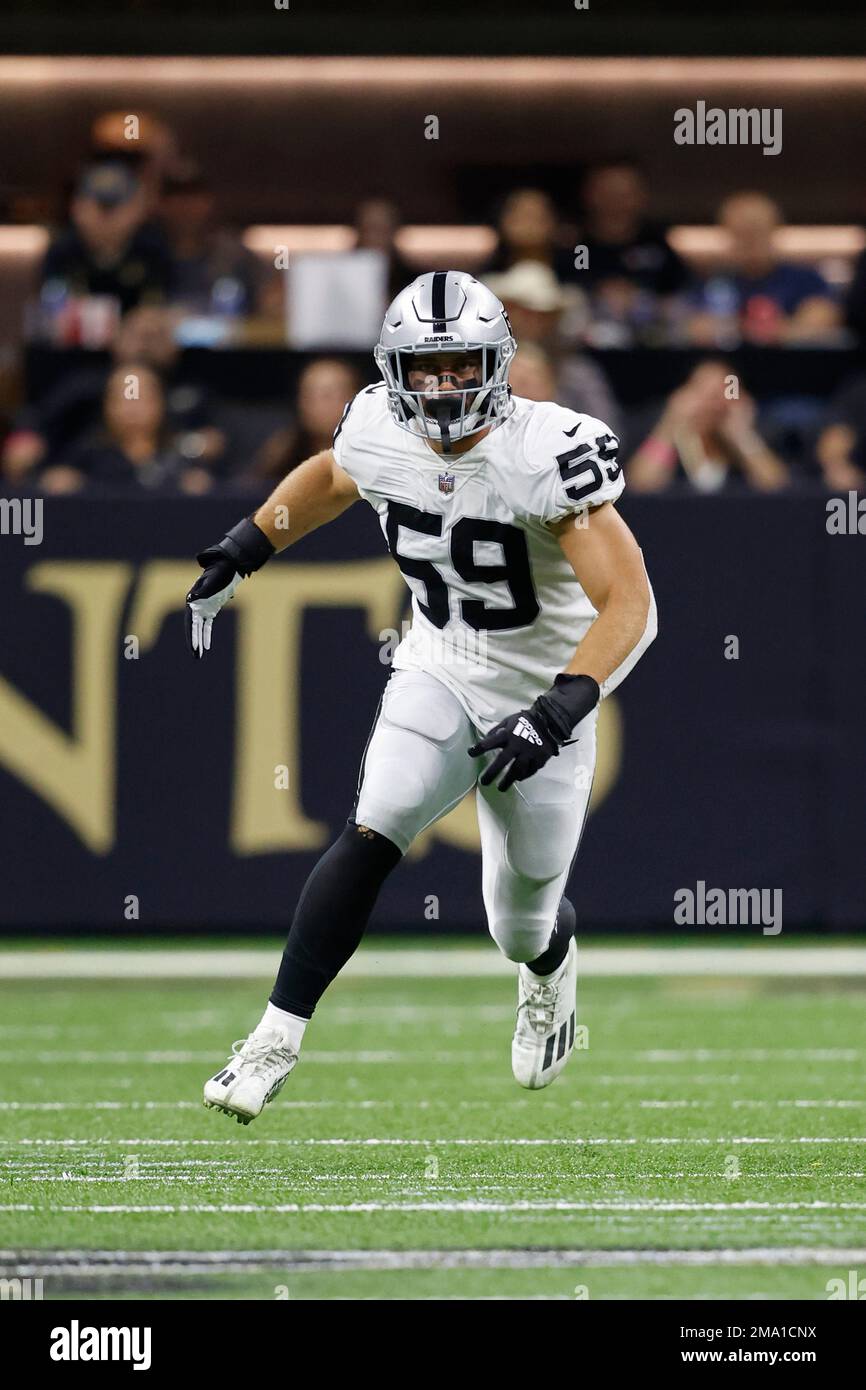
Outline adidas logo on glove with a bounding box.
[513,716,544,746]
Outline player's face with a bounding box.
[405,351,483,413]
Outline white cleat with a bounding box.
[203,1026,298,1125]
[512,937,578,1090]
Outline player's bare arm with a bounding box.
[552,501,655,690]
[252,448,360,549]
[185,448,359,656]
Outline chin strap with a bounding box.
[429,397,460,454]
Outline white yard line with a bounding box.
[639,1049,861,1062]
[589,1075,749,1085]
[8,1050,503,1065]
[1,1097,860,1112]
[0,1101,204,1111]
[734,1099,866,1109]
[3,1199,866,1214]
[2,946,866,979]
[2,1247,864,1273]
[328,1005,515,1022]
[8,1046,863,1065]
[3,1136,865,1147]
[10,1172,866,1184]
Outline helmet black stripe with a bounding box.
[431,270,447,332]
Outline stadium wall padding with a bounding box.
[0,491,863,932]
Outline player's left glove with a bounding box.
[186,516,275,658]
[468,673,600,791]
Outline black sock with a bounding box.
[269,821,402,1018]
[526,897,577,976]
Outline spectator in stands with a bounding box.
[90,110,180,214]
[353,198,416,300]
[1,306,226,485]
[627,359,789,492]
[90,111,179,198]
[570,159,690,304]
[160,161,265,315]
[40,161,173,316]
[689,193,841,347]
[250,357,361,481]
[508,343,559,402]
[815,375,866,490]
[40,364,214,494]
[482,188,564,277]
[557,160,691,344]
[485,260,622,434]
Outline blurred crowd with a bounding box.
[2,113,866,496]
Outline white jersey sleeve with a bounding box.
[521,403,625,525]
[330,383,389,500]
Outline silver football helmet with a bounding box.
[374,270,517,453]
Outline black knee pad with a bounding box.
[344,819,403,874]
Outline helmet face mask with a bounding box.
[375,272,517,453]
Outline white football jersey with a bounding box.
[332,384,626,731]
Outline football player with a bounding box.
[188,271,657,1122]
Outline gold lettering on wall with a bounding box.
[0,563,131,853]
[229,558,404,854]
[125,557,407,857]
[4,557,622,863]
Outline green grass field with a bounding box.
[1,938,865,1301]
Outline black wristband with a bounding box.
[532,673,600,743]
[197,516,275,577]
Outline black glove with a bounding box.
[186,517,275,657]
[468,673,600,791]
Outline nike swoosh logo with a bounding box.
[562,424,579,437]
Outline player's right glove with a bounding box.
[468,674,600,791]
[186,516,275,657]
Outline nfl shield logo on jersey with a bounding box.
[438,472,455,495]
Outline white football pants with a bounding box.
[354,669,596,962]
